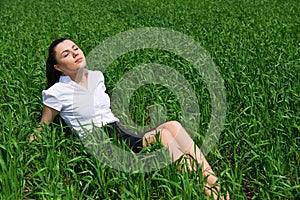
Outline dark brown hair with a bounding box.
[46,38,68,89]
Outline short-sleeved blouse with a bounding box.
[42,70,119,137]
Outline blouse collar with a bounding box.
[59,76,72,83]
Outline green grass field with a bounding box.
[0,0,299,199]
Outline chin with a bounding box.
[79,62,87,69]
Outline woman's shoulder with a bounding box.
[88,70,105,82]
[88,70,103,76]
[42,80,72,97]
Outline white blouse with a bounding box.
[42,70,119,138]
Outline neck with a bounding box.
[70,68,88,88]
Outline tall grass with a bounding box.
[0,0,299,199]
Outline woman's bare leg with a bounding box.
[143,121,229,199]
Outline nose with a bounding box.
[72,50,79,58]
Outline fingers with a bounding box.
[29,134,35,142]
[29,133,42,142]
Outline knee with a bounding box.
[164,120,182,130]
[157,121,182,138]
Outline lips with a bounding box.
[75,57,83,63]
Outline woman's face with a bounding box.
[54,40,86,76]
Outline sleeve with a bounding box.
[95,70,106,91]
[42,89,62,112]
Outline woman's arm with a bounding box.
[30,105,59,142]
[40,104,60,124]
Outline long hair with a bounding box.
[46,38,68,89]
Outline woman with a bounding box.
[30,38,228,199]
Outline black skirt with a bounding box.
[101,122,146,153]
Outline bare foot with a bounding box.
[204,183,230,200]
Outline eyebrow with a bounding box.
[60,44,76,55]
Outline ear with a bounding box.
[54,64,63,72]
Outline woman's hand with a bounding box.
[29,133,39,142]
[29,126,43,142]
[30,105,59,142]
